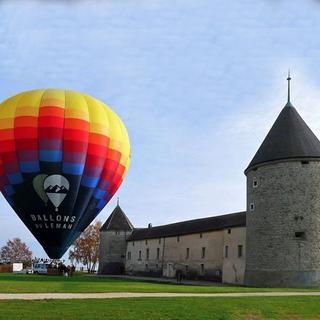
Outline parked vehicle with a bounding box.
[25,267,33,274]
[33,263,50,274]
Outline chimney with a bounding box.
[148,223,152,228]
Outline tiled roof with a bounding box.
[246,104,320,173]
[127,211,246,241]
[100,205,134,231]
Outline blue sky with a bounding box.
[1,0,320,258]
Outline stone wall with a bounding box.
[222,226,246,284]
[125,227,246,283]
[245,160,320,287]
[98,230,132,274]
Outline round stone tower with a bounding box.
[244,77,320,287]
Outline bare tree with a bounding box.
[0,238,32,263]
[69,221,101,272]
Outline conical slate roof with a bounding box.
[245,103,320,173]
[100,205,134,231]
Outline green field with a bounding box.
[1,297,320,320]
[1,274,320,319]
[0,273,319,293]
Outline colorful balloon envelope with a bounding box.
[0,89,130,258]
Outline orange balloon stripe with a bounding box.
[14,116,38,127]
[106,149,121,162]
[64,118,89,131]
[38,106,64,117]
[88,133,109,146]
[0,129,14,141]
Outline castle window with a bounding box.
[115,231,119,235]
[238,245,243,257]
[253,178,258,188]
[146,248,150,260]
[127,251,131,260]
[301,160,309,165]
[132,241,135,246]
[156,264,158,269]
[201,247,206,259]
[200,264,205,275]
[159,238,161,244]
[225,245,229,258]
[186,248,190,259]
[145,264,148,270]
[228,229,231,234]
[157,248,160,259]
[185,265,189,273]
[295,231,305,239]
[200,233,203,238]
[177,236,180,242]
[138,250,142,260]
[250,203,255,211]
[145,239,148,245]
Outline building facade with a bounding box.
[99,80,320,287]
[99,208,246,284]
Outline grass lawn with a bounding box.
[1,297,320,320]
[0,273,319,293]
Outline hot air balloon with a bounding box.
[0,89,130,258]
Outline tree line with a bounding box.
[0,221,101,272]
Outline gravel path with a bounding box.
[1,292,320,300]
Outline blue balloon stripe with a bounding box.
[97,198,107,210]
[39,150,63,162]
[81,176,100,188]
[20,161,40,173]
[7,173,23,185]
[63,163,85,175]
[4,185,15,196]
[93,188,106,199]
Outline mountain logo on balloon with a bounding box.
[33,174,70,212]
[44,185,68,193]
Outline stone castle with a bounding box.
[99,77,320,287]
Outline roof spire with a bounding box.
[117,197,120,206]
[286,69,292,106]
